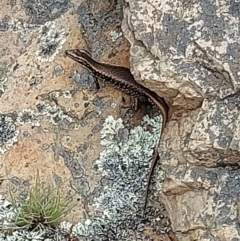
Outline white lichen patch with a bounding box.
[36,21,66,62]
[17,109,40,127]
[36,101,76,127]
[0,230,46,241]
[0,195,15,226]
[8,19,38,34]
[0,74,7,96]
[60,220,92,237]
[62,91,72,99]
[109,30,123,43]
[0,113,19,155]
[16,104,75,129]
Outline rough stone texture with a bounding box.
[0,0,176,241]
[123,0,240,240]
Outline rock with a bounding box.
[123,0,240,240]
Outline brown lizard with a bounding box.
[65,49,169,212]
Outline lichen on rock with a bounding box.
[0,113,19,155]
[36,22,67,62]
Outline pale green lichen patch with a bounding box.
[95,115,162,217]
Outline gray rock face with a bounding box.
[0,1,176,240]
[123,0,240,240]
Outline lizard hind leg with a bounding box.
[93,77,101,92]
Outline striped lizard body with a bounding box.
[65,49,169,212]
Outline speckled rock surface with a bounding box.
[0,0,176,241]
[123,0,240,240]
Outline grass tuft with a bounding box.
[10,171,73,230]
